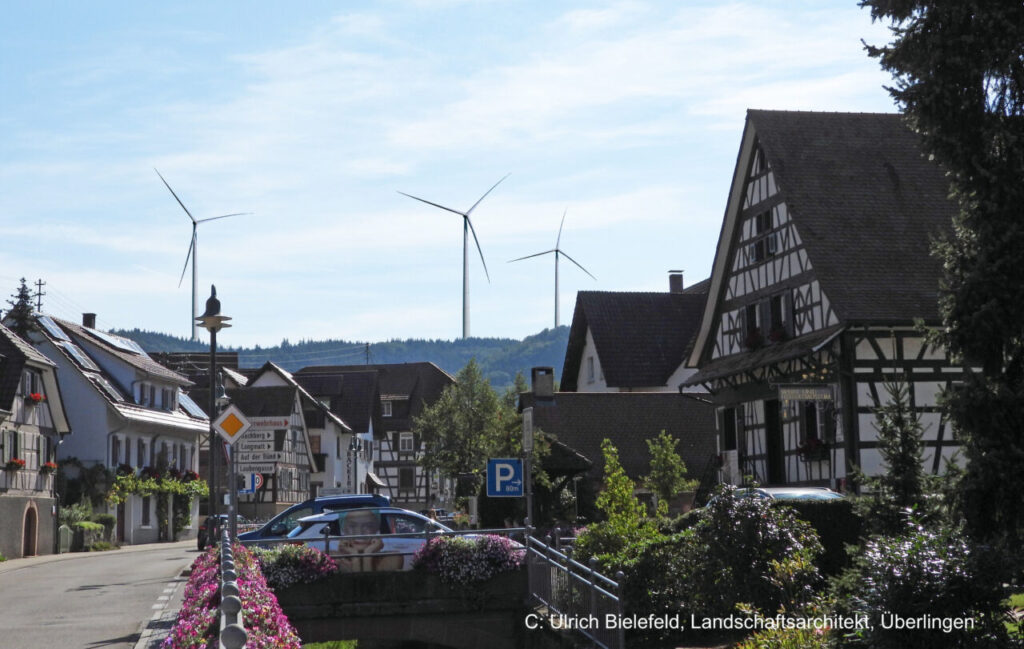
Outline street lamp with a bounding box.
[348,437,362,493]
[196,285,232,537]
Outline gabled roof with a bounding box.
[520,392,716,482]
[294,371,378,434]
[295,362,454,431]
[53,316,192,385]
[225,385,296,418]
[251,362,352,433]
[561,285,708,391]
[0,323,55,412]
[690,111,955,367]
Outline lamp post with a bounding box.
[348,437,362,493]
[196,285,232,536]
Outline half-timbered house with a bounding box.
[0,323,71,557]
[683,111,960,489]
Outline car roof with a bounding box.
[296,506,453,530]
[757,487,843,500]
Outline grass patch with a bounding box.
[303,642,358,649]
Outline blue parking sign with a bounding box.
[487,458,524,497]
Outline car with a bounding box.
[197,513,250,550]
[740,487,844,501]
[237,492,390,544]
[285,506,455,571]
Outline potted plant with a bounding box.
[25,392,45,405]
[39,461,57,475]
[798,436,828,462]
[5,458,26,471]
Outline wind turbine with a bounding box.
[155,168,250,341]
[398,174,509,339]
[508,209,596,328]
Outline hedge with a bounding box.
[770,498,862,575]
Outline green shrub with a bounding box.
[672,487,822,619]
[732,626,834,649]
[72,521,104,533]
[832,522,1018,649]
[59,501,92,527]
[0,552,6,562]
[88,541,117,552]
[771,499,862,575]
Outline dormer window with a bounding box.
[382,400,393,417]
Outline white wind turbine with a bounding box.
[398,174,509,339]
[508,209,596,327]
[155,169,250,341]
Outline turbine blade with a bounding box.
[397,191,466,217]
[178,232,196,288]
[154,168,196,223]
[556,208,567,248]
[196,212,252,224]
[507,250,555,263]
[560,250,596,280]
[464,173,510,217]
[466,216,490,282]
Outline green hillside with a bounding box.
[113,327,570,389]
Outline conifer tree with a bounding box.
[5,278,36,340]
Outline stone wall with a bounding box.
[0,496,56,559]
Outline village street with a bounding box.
[0,541,194,649]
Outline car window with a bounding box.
[270,506,314,534]
[384,513,429,534]
[337,509,387,536]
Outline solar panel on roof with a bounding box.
[38,316,71,342]
[87,328,145,355]
[57,341,100,371]
[91,374,125,402]
[178,391,208,419]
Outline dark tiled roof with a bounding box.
[561,288,708,391]
[295,371,379,434]
[53,317,192,385]
[225,386,296,418]
[520,392,717,482]
[748,110,955,323]
[296,363,454,433]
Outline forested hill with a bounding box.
[114,326,570,389]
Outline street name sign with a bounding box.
[487,458,523,497]
[235,462,276,474]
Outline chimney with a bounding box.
[82,313,97,329]
[531,367,554,400]
[668,270,684,293]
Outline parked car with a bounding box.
[238,493,390,545]
[286,507,454,571]
[738,487,844,501]
[197,514,250,550]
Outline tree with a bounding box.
[643,430,697,514]
[861,1,1024,553]
[414,358,506,495]
[5,278,36,339]
[595,438,647,536]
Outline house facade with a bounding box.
[0,324,71,558]
[684,111,961,489]
[295,363,455,511]
[28,314,207,543]
[561,273,709,393]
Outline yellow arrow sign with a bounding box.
[212,404,251,445]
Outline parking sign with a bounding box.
[487,458,524,497]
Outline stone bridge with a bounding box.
[275,569,544,649]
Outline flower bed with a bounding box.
[162,545,302,649]
[412,534,524,585]
[251,545,338,591]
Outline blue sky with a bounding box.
[1,1,896,349]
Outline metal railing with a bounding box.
[525,523,625,649]
[218,528,247,649]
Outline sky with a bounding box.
[0,1,899,351]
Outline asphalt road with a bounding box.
[0,541,196,649]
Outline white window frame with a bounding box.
[399,432,414,453]
[382,400,393,417]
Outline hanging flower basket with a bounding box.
[5,458,26,471]
[39,461,57,475]
[26,392,45,405]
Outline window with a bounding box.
[141,495,151,527]
[20,371,40,397]
[382,400,393,417]
[111,437,121,466]
[750,210,777,263]
[309,435,321,454]
[586,356,595,383]
[399,433,414,453]
[138,439,146,468]
[149,385,156,407]
[398,467,415,492]
[722,407,738,451]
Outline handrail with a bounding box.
[218,528,247,649]
[524,521,625,649]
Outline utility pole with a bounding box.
[365,343,371,365]
[33,279,46,311]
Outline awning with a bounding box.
[683,325,845,386]
[365,471,387,488]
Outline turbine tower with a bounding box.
[508,209,595,327]
[399,174,509,339]
[155,169,249,341]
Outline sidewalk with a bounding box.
[0,538,194,574]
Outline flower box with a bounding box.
[5,458,26,471]
[39,461,57,475]
[25,392,45,405]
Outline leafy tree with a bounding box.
[415,359,502,494]
[5,278,36,339]
[643,430,698,514]
[861,1,1024,555]
[595,438,647,534]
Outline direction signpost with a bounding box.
[212,405,251,540]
